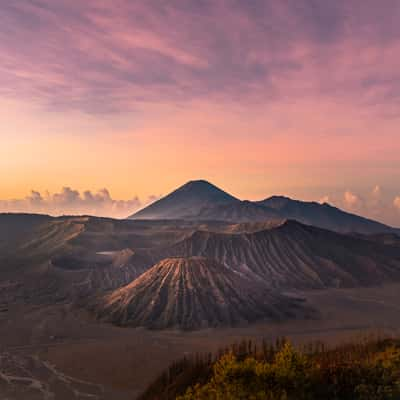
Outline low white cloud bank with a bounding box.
[320,186,400,227]
[0,187,159,218]
[2,185,400,225]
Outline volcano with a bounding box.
[94,256,311,329]
[129,180,238,220]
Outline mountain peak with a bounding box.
[259,195,293,210]
[185,179,213,186]
[129,180,238,220]
[176,179,229,194]
[128,181,398,234]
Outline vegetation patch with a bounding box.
[140,337,400,400]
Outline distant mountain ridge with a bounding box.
[129,180,398,235]
[160,220,400,290]
[256,196,395,235]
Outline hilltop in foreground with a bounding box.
[141,337,400,400]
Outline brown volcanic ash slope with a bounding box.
[0,216,156,304]
[0,213,53,256]
[0,214,235,306]
[162,221,400,290]
[94,257,310,330]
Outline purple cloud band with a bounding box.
[1,0,400,113]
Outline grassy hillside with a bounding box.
[139,337,400,400]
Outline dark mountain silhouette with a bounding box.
[195,200,282,222]
[129,180,238,220]
[257,196,398,234]
[93,257,312,329]
[128,180,399,234]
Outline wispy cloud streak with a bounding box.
[1,1,400,114]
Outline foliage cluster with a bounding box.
[139,337,400,400]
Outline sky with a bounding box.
[1,0,400,223]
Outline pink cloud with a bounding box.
[1,1,400,114]
[1,1,400,218]
[317,187,400,227]
[344,191,360,209]
[0,187,159,218]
